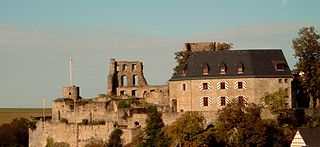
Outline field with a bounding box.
[0,108,51,125]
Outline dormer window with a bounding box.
[274,61,285,71]
[180,69,186,76]
[237,62,244,74]
[202,64,209,75]
[219,63,227,74]
[180,64,188,76]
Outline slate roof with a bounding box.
[170,49,293,81]
[299,128,320,146]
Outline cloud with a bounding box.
[281,0,288,7]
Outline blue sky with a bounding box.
[0,0,319,107]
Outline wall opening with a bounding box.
[132,64,137,70]
[172,99,177,112]
[132,90,138,97]
[121,75,127,86]
[120,90,126,95]
[123,64,127,71]
[116,65,119,72]
[133,75,138,86]
[58,110,61,120]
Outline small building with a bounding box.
[291,128,320,147]
[169,49,293,113]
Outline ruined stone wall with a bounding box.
[107,59,148,96]
[169,77,293,116]
[52,98,125,124]
[29,121,138,147]
[107,59,169,100]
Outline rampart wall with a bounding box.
[29,121,138,147]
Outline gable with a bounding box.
[291,131,307,147]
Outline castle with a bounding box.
[29,42,294,146]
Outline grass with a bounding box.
[0,108,51,125]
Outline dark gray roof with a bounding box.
[299,128,320,146]
[170,49,292,81]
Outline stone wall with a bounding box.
[107,59,148,96]
[52,97,125,124]
[29,121,138,147]
[169,77,293,116]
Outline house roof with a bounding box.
[299,128,320,146]
[170,49,293,81]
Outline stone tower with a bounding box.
[62,85,80,100]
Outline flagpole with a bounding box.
[70,58,72,86]
[42,98,46,122]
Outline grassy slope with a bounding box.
[0,108,51,125]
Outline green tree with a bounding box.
[165,111,206,146]
[107,128,123,147]
[142,105,168,147]
[215,101,280,146]
[0,117,32,147]
[293,26,320,109]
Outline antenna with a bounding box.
[70,58,73,86]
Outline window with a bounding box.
[220,66,226,74]
[180,69,186,76]
[202,64,209,75]
[180,64,188,76]
[220,97,226,106]
[120,90,126,95]
[121,76,127,86]
[284,79,288,83]
[203,83,208,90]
[132,90,138,97]
[203,97,209,106]
[238,82,243,89]
[278,79,282,83]
[182,84,187,91]
[237,64,244,74]
[238,96,244,105]
[220,82,226,89]
[123,64,127,71]
[132,64,137,70]
[116,65,120,72]
[276,63,285,71]
[133,75,138,86]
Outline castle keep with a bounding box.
[29,42,294,146]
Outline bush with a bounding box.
[117,100,130,108]
[107,128,123,147]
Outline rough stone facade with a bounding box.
[169,77,293,114]
[107,58,169,100]
[29,121,140,147]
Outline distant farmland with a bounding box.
[0,108,51,125]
